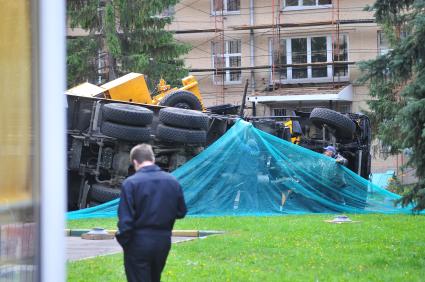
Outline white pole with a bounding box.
[39,0,66,281]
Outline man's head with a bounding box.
[323,145,336,157]
[130,144,155,170]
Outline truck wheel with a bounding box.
[309,108,356,138]
[158,90,203,111]
[159,107,209,130]
[68,171,83,211]
[75,109,92,131]
[88,183,121,203]
[101,121,151,142]
[157,124,206,144]
[102,103,153,126]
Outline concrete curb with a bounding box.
[65,229,225,237]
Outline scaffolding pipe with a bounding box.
[189,61,355,72]
[250,0,255,94]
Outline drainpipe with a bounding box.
[250,0,255,94]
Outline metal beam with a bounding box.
[39,0,66,281]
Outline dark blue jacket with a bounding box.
[116,164,187,247]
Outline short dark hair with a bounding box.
[130,144,155,164]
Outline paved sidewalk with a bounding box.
[67,236,195,261]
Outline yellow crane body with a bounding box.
[66,72,205,110]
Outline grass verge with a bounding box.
[67,214,425,281]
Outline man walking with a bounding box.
[116,144,187,282]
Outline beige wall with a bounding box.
[172,0,379,109]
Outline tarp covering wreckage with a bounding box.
[68,120,415,219]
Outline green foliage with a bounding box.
[387,175,414,196]
[104,3,121,57]
[67,0,99,30]
[66,0,190,88]
[67,215,425,281]
[359,0,425,210]
[67,37,100,87]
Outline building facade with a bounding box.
[169,0,410,178]
[168,0,383,115]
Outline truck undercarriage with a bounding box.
[67,95,371,210]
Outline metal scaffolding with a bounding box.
[213,1,225,105]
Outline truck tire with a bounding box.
[159,107,209,130]
[101,121,151,142]
[157,124,206,144]
[102,103,153,126]
[309,108,356,138]
[75,109,92,131]
[158,90,203,111]
[89,183,121,203]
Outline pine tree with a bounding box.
[359,0,425,211]
[67,0,190,89]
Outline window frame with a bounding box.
[332,34,349,78]
[211,0,241,15]
[212,39,242,85]
[269,34,349,84]
[338,104,352,114]
[273,108,287,116]
[378,30,391,56]
[161,5,175,18]
[283,0,332,11]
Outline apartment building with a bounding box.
[168,0,385,115]
[169,0,414,178]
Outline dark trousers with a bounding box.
[123,234,171,282]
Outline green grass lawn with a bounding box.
[67,215,425,281]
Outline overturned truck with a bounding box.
[67,95,231,210]
[67,98,371,210]
[66,74,371,210]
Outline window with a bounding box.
[212,0,240,14]
[212,40,241,83]
[152,5,175,19]
[273,108,286,116]
[291,38,308,79]
[378,31,390,55]
[161,6,175,18]
[272,40,287,80]
[378,30,408,56]
[311,36,327,78]
[284,0,332,9]
[339,104,351,113]
[286,0,299,6]
[333,35,348,78]
[271,35,349,83]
